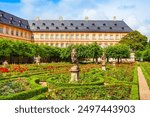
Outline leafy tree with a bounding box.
[143,45,150,61]
[88,43,102,63]
[0,39,12,62]
[106,44,130,63]
[60,45,73,62]
[120,30,148,51]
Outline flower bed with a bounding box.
[46,84,131,100]
[0,62,139,100]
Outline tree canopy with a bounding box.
[105,44,130,63]
[119,30,148,51]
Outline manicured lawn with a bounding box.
[140,62,150,89]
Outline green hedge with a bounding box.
[0,87,48,100]
[0,71,48,81]
[0,77,48,100]
[47,77,104,88]
[48,84,131,100]
[130,65,139,100]
[29,93,47,100]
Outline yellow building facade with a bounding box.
[0,10,132,47]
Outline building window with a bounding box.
[104,34,108,40]
[0,27,3,33]
[60,34,64,39]
[40,34,44,39]
[61,43,64,47]
[16,31,19,36]
[70,34,74,39]
[81,34,84,39]
[24,32,27,38]
[92,34,96,40]
[116,34,119,40]
[11,30,14,35]
[45,34,49,39]
[6,28,9,34]
[98,34,102,40]
[110,35,113,40]
[42,23,46,26]
[55,43,58,47]
[56,34,59,39]
[76,34,79,39]
[86,34,89,40]
[50,34,54,39]
[66,34,69,39]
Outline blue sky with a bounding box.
[0,0,150,39]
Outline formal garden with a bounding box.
[0,31,150,100]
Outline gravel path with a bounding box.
[138,67,150,100]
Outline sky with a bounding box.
[0,0,150,39]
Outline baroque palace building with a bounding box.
[0,10,132,48]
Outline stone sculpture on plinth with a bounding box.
[101,52,106,71]
[3,60,8,68]
[70,48,80,82]
[34,56,41,65]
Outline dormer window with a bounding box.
[46,27,49,29]
[114,23,117,26]
[26,26,29,29]
[56,27,59,29]
[19,20,22,24]
[37,27,40,29]
[61,23,64,26]
[65,27,68,29]
[76,27,78,30]
[92,23,95,26]
[122,27,124,30]
[9,20,12,24]
[18,23,21,27]
[42,23,46,26]
[0,14,4,17]
[81,23,84,26]
[86,27,89,29]
[51,23,54,26]
[110,27,112,29]
[70,23,73,26]
[97,27,100,30]
[103,23,106,26]
[32,23,35,26]
[10,17,13,20]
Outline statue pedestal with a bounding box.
[112,61,116,66]
[102,65,106,71]
[70,65,80,82]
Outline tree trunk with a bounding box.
[95,57,98,64]
[117,58,119,63]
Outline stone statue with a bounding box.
[70,48,80,82]
[71,48,78,64]
[34,56,41,65]
[3,60,9,68]
[101,52,106,70]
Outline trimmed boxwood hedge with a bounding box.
[48,84,131,100]
[29,93,47,100]
[0,77,48,100]
[47,77,104,88]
